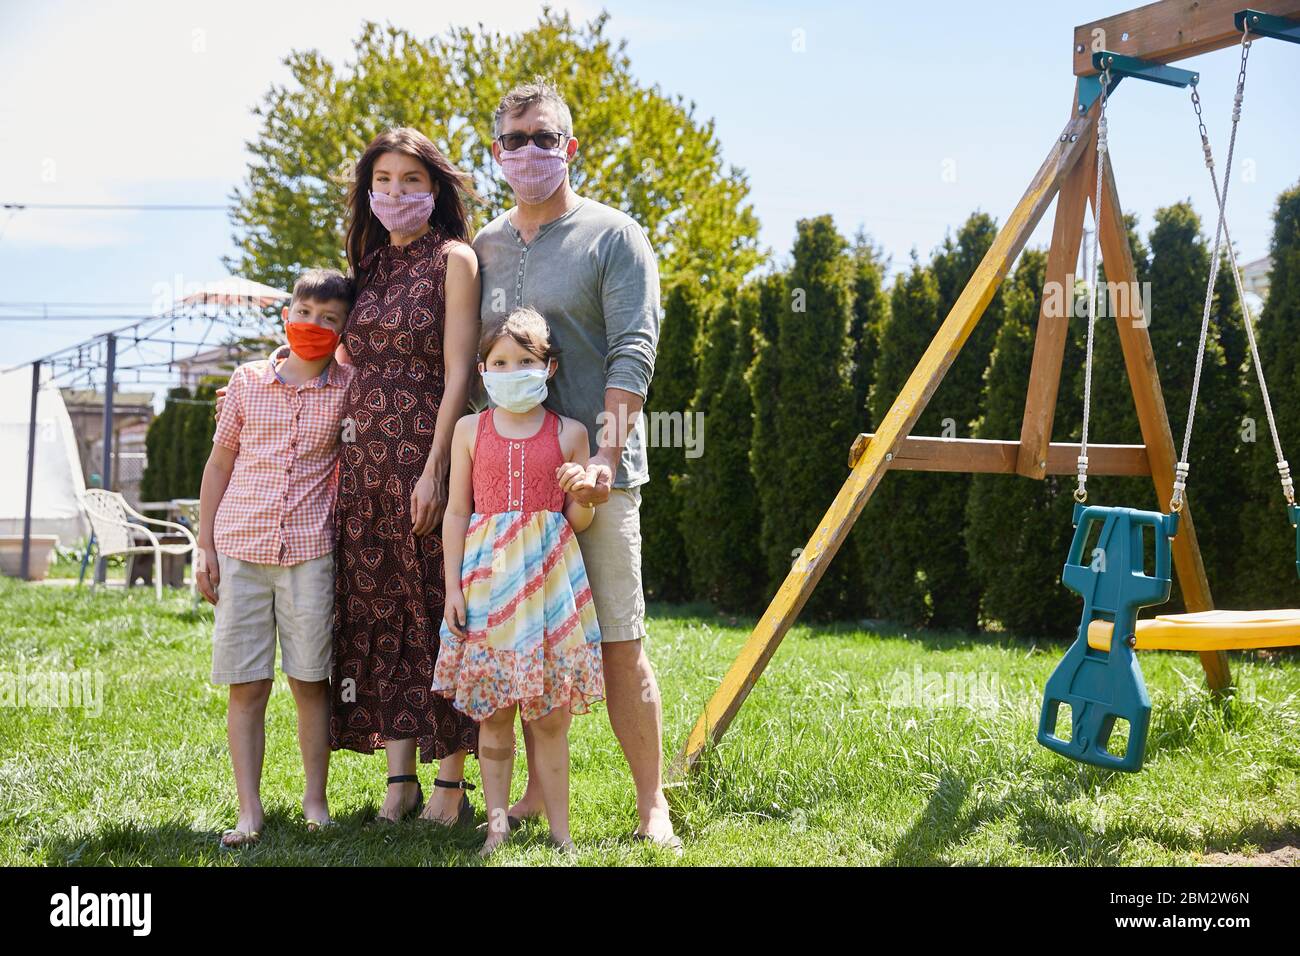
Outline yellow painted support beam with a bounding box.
[670,109,1100,778]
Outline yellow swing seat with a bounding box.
[1088,609,1300,652]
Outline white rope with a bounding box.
[1076,63,1111,504]
[1170,31,1253,513]
[1191,63,1294,506]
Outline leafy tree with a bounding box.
[226,11,761,296]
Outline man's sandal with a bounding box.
[371,773,424,825]
[219,827,261,849]
[420,778,476,827]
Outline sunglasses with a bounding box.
[496,129,569,151]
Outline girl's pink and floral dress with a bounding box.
[431,407,604,722]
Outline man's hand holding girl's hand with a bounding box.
[557,458,613,507]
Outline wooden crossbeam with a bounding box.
[848,435,1150,476]
[1073,0,1300,75]
[669,110,1098,778]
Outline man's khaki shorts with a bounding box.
[575,484,648,644]
[211,551,335,684]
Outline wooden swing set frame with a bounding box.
[671,0,1300,777]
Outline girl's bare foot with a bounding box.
[507,792,545,826]
[479,830,509,858]
[550,834,576,855]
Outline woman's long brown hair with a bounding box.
[344,127,479,279]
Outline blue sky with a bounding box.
[2,0,1297,386]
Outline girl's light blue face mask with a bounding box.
[482,367,549,413]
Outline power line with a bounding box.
[0,300,159,308]
[2,201,227,211]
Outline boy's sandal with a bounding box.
[219,828,261,849]
[371,774,424,825]
[421,778,476,828]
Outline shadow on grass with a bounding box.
[1199,824,1300,858]
[39,804,528,867]
[879,767,1204,866]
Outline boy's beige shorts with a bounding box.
[210,551,335,684]
[575,485,649,644]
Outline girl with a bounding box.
[433,306,605,855]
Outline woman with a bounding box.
[332,127,481,824]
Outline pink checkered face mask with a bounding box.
[368,190,435,234]
[498,144,569,205]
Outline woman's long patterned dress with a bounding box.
[330,225,479,762]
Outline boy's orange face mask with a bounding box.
[285,322,340,361]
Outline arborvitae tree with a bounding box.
[766,216,860,620]
[855,214,1002,629]
[1144,204,1246,607]
[1080,211,1153,513]
[966,249,1083,637]
[841,231,892,618]
[917,213,1004,629]
[848,230,889,431]
[1207,249,1251,606]
[1237,182,1300,607]
[1214,249,1247,383]
[643,280,701,602]
[141,387,189,502]
[859,255,942,625]
[678,288,764,610]
[747,271,789,598]
[176,383,218,497]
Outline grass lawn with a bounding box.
[2,574,1298,866]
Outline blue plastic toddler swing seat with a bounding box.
[1038,504,1178,773]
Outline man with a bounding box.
[473,79,678,848]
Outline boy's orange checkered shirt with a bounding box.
[212,345,355,565]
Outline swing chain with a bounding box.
[1170,28,1252,515]
[1077,61,1112,505]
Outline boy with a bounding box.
[197,268,354,847]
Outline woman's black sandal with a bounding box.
[372,773,424,825]
[423,778,476,827]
